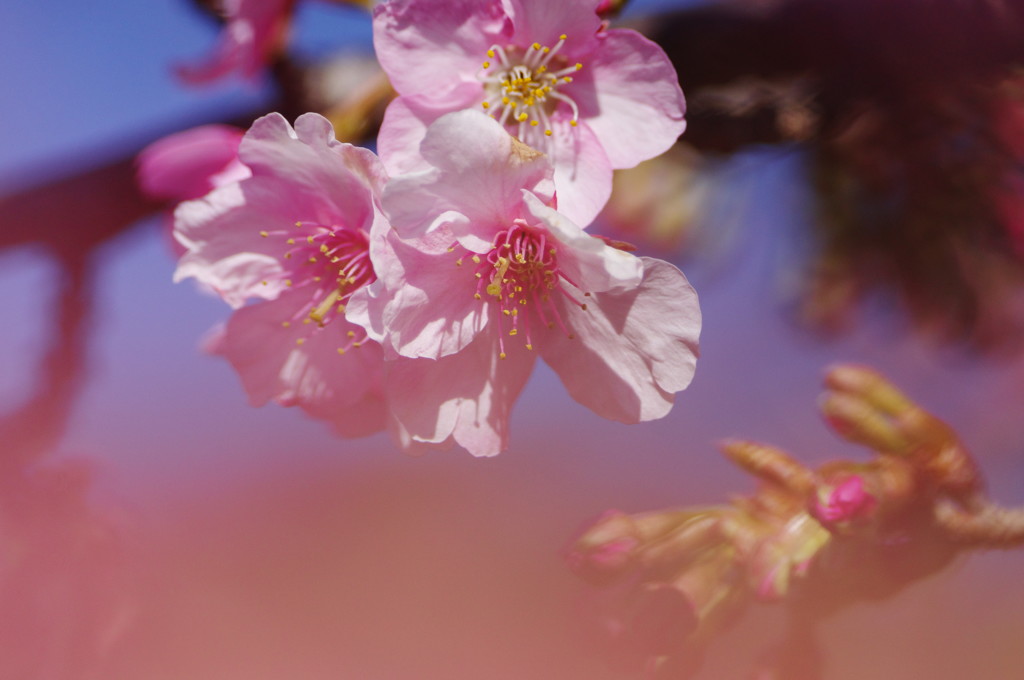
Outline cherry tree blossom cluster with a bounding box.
[144,0,701,456]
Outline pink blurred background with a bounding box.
[1,1,1022,678]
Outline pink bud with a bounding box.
[812,475,877,525]
[136,125,249,201]
[564,510,641,584]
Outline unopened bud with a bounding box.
[811,475,877,526]
[564,510,642,584]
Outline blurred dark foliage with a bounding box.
[653,0,1024,350]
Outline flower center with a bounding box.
[259,221,374,352]
[455,221,589,358]
[479,35,582,144]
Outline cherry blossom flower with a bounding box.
[352,111,701,456]
[173,112,389,437]
[372,0,687,226]
[178,0,296,84]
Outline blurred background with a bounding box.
[1,0,1023,678]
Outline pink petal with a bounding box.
[218,289,387,437]
[581,29,687,169]
[383,110,554,251]
[547,120,613,227]
[136,125,247,201]
[386,329,535,457]
[377,234,491,359]
[372,0,508,99]
[521,191,642,293]
[500,0,602,51]
[377,85,484,176]
[538,257,700,423]
[173,183,287,307]
[240,113,387,228]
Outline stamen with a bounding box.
[477,35,583,145]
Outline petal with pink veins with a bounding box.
[580,29,687,169]
[218,289,388,437]
[538,257,700,423]
[522,191,642,293]
[386,329,536,456]
[500,0,602,52]
[384,111,554,250]
[372,0,508,99]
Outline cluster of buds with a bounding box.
[565,364,1024,678]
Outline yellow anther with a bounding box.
[294,221,303,227]
[281,321,291,328]
[483,61,491,69]
[347,330,356,337]
[486,255,509,297]
[487,49,495,58]
[287,238,296,245]
[499,352,507,360]
[509,329,517,336]
[284,253,293,259]
[471,255,481,264]
[517,112,528,122]
[284,279,292,286]
[474,293,482,299]
[570,120,578,127]
[261,280,268,286]
[525,343,533,350]
[544,130,553,136]
[503,309,511,316]
[296,338,305,345]
[308,256,318,264]
[307,235,315,245]
[320,245,329,253]
[337,347,346,355]
[575,63,582,70]
[482,101,490,109]
[259,230,269,238]
[532,42,541,50]
[530,120,539,127]
[559,34,567,40]
[303,318,312,325]
[455,258,463,267]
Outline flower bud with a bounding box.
[136,125,248,202]
[812,475,877,526]
[564,510,642,584]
